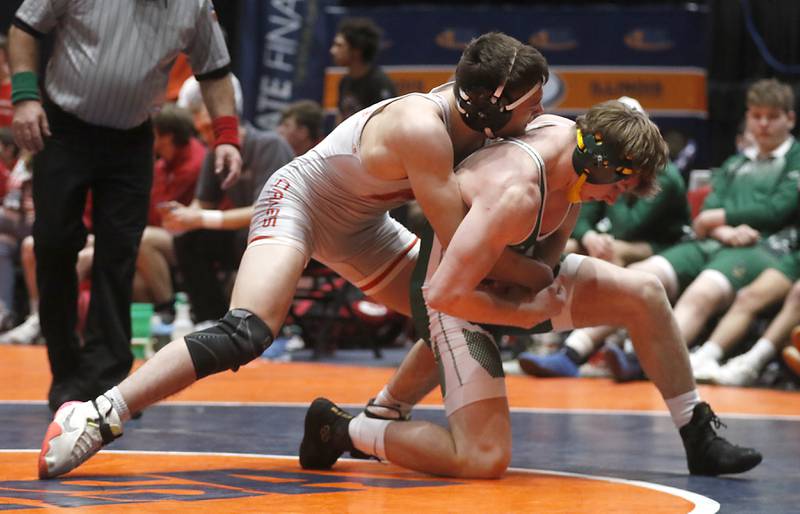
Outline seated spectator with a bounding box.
[0,232,94,345]
[163,94,293,327]
[607,78,800,381]
[330,17,397,124]
[522,79,800,380]
[0,33,11,128]
[685,216,800,385]
[135,104,206,320]
[177,75,243,147]
[277,100,324,156]
[690,256,800,386]
[0,154,32,331]
[0,127,19,170]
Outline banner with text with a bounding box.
[238,0,332,129]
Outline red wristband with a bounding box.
[212,115,240,148]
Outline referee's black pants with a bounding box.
[173,228,246,323]
[33,103,153,407]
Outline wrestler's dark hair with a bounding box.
[455,32,548,106]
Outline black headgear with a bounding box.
[567,128,637,203]
[455,49,541,138]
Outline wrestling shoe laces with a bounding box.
[679,402,762,476]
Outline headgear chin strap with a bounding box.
[568,128,637,203]
[456,49,541,138]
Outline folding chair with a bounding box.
[288,261,382,359]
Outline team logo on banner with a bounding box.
[529,29,578,51]
[624,28,674,51]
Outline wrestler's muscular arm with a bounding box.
[424,178,563,328]
[388,111,466,248]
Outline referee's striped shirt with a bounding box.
[14,0,231,130]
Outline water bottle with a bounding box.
[172,292,194,341]
[150,313,173,353]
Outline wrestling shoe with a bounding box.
[38,396,122,479]
[518,349,579,378]
[602,343,645,382]
[679,402,762,475]
[0,313,41,345]
[299,398,354,470]
[711,355,760,387]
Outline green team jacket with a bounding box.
[571,161,690,252]
[702,139,800,237]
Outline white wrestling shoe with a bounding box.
[38,396,122,479]
[712,355,760,387]
[0,313,41,344]
[690,350,721,383]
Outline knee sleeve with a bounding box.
[184,308,274,379]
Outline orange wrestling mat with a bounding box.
[0,452,715,513]
[1,345,794,513]
[2,346,798,417]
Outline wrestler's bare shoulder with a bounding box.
[528,113,575,127]
[519,118,575,161]
[361,95,451,181]
[364,95,448,142]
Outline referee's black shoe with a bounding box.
[299,398,354,470]
[679,402,762,475]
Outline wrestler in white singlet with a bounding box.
[248,91,451,297]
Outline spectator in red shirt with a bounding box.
[0,153,34,334]
[148,104,206,225]
[0,128,19,173]
[138,104,206,321]
[0,34,11,128]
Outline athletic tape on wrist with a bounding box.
[201,209,224,229]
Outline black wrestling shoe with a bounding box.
[679,402,763,476]
[299,398,354,470]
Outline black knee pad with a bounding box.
[184,308,274,379]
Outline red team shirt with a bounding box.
[0,82,12,128]
[148,137,207,226]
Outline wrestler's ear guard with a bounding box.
[569,128,638,202]
[455,48,541,139]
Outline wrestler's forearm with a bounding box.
[424,285,542,328]
[487,250,553,293]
